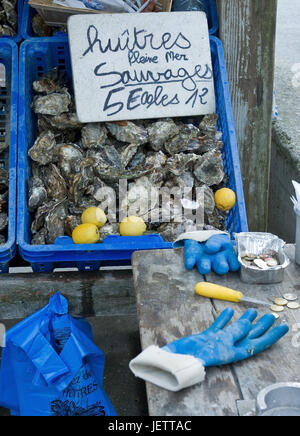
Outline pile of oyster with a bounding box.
[28,68,228,245]
[0,0,18,37]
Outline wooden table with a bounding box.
[132,245,300,416]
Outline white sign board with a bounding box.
[68,12,216,123]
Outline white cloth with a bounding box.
[173,230,228,248]
[129,346,206,392]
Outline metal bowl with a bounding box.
[235,233,290,285]
[257,383,300,416]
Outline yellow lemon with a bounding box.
[120,216,147,236]
[214,188,236,212]
[72,223,100,244]
[81,207,107,229]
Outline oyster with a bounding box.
[64,215,81,237]
[0,169,9,193]
[33,92,71,116]
[31,228,47,245]
[199,114,219,137]
[0,212,8,232]
[0,192,8,213]
[45,200,68,244]
[148,119,180,151]
[167,154,198,177]
[0,136,8,154]
[193,150,225,186]
[164,124,202,155]
[70,158,96,205]
[106,121,148,145]
[41,164,67,200]
[0,25,15,37]
[31,201,55,234]
[0,0,17,36]
[81,123,108,149]
[99,223,120,242]
[202,185,216,215]
[31,14,53,38]
[28,176,47,212]
[121,177,159,220]
[43,113,83,131]
[55,143,84,181]
[120,144,139,168]
[28,131,56,166]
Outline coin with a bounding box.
[283,293,298,302]
[272,313,280,320]
[266,258,279,267]
[287,302,300,310]
[273,298,288,306]
[254,259,268,270]
[270,305,285,313]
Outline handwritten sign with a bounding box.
[68,12,216,123]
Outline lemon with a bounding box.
[214,188,236,212]
[120,216,147,236]
[72,223,100,244]
[81,207,107,229]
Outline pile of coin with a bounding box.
[241,253,280,270]
[270,293,300,317]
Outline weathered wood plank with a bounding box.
[217,0,277,231]
[205,245,300,403]
[132,248,241,416]
[0,270,136,319]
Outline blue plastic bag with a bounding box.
[0,292,116,416]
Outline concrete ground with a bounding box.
[268,0,300,242]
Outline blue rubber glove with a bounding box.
[184,234,241,275]
[164,308,289,366]
[130,309,289,392]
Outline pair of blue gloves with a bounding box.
[183,233,241,276]
[130,308,289,392]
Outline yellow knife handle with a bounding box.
[195,282,244,303]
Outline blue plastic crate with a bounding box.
[1,0,23,44]
[18,36,247,273]
[22,0,218,39]
[0,39,18,273]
